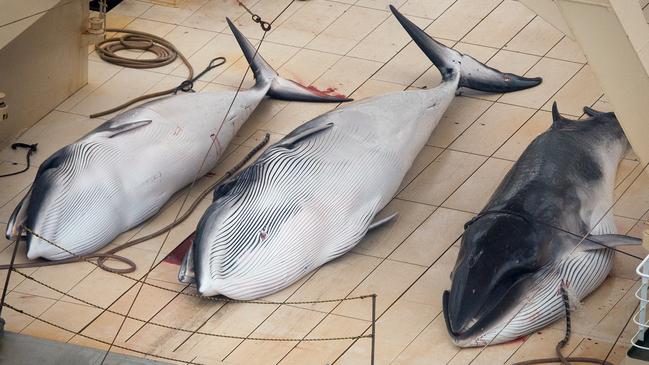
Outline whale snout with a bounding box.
[444,288,479,337]
[192,197,315,300]
[25,234,66,260]
[442,290,494,347]
[443,257,544,347]
[24,171,123,260]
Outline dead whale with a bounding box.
[443,104,641,347]
[5,20,349,260]
[179,6,544,300]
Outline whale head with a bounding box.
[190,160,330,301]
[23,142,122,260]
[444,212,559,346]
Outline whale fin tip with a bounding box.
[578,233,642,251]
[178,242,196,284]
[6,189,31,240]
[368,212,398,231]
[583,106,615,118]
[275,123,334,149]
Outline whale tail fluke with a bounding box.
[389,5,542,93]
[226,18,352,103]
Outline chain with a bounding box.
[3,302,209,365]
[6,269,370,342]
[0,238,19,321]
[20,227,371,305]
[237,1,271,31]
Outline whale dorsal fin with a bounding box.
[577,233,642,251]
[551,102,571,129]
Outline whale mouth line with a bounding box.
[443,290,493,341]
[443,271,538,345]
[443,289,523,347]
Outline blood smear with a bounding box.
[304,85,348,99]
[163,232,195,265]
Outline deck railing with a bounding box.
[632,254,649,350]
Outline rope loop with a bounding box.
[95,254,137,274]
[175,57,227,94]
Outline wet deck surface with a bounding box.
[3,0,649,364]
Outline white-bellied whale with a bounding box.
[5,19,349,261]
[179,6,543,300]
[443,104,642,347]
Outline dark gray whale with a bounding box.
[443,104,642,347]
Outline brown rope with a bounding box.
[91,28,209,118]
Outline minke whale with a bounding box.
[178,6,543,300]
[443,104,642,347]
[5,19,349,261]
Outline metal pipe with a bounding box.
[371,294,376,365]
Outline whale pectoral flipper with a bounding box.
[368,212,399,231]
[6,189,31,239]
[579,234,642,251]
[103,120,153,138]
[178,242,195,284]
[275,123,334,148]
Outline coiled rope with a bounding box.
[91,28,225,118]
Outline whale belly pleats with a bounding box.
[27,142,124,259]
[197,126,401,299]
[479,249,614,345]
